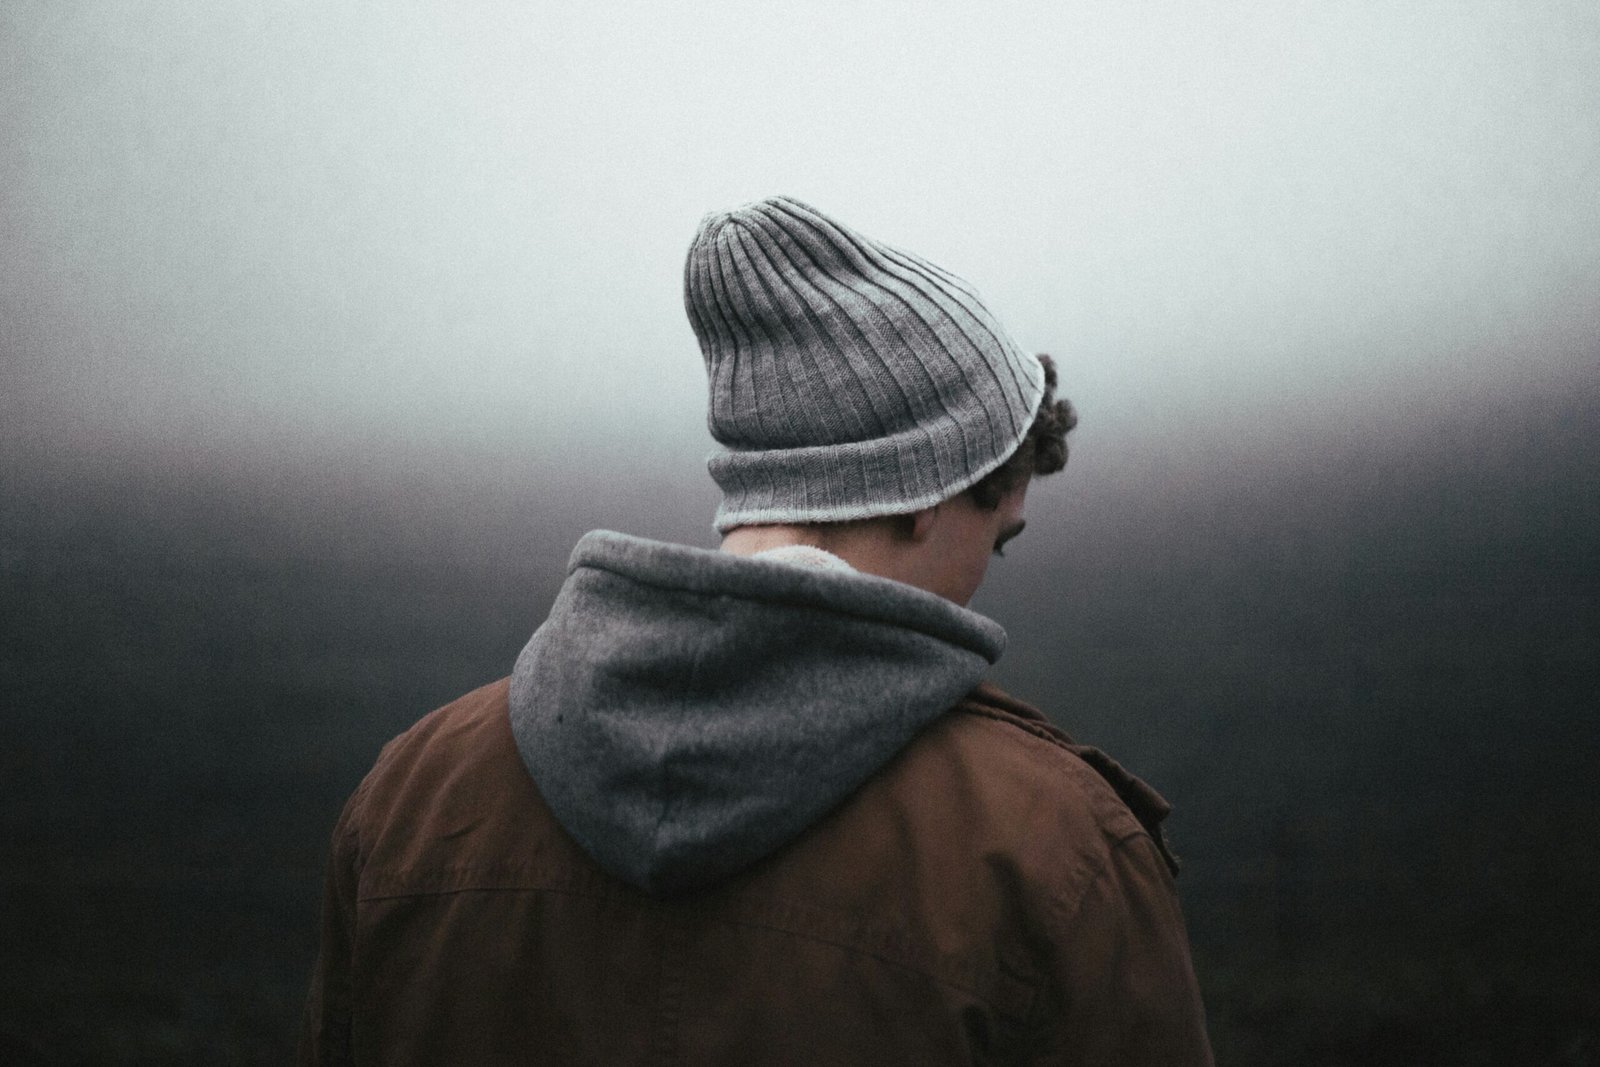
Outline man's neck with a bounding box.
[720,521,922,593]
[719,524,825,558]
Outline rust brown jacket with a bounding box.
[301,533,1213,1064]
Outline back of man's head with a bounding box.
[684,195,1074,531]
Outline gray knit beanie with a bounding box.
[684,195,1047,533]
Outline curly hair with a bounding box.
[966,353,1077,510]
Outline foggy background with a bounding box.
[2,1,1597,1062]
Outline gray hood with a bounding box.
[508,530,1006,896]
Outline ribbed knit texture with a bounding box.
[684,196,1047,532]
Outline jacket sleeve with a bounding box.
[1036,832,1215,1066]
[299,791,363,1066]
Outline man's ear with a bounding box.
[909,504,939,543]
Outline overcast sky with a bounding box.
[3,0,1597,481]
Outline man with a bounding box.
[301,196,1213,1064]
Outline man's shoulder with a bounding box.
[375,676,510,756]
[358,678,511,789]
[342,678,535,856]
[753,680,1182,970]
[898,681,1179,875]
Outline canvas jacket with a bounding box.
[301,532,1213,1064]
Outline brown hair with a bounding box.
[966,353,1077,510]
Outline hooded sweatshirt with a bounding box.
[508,530,1006,895]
